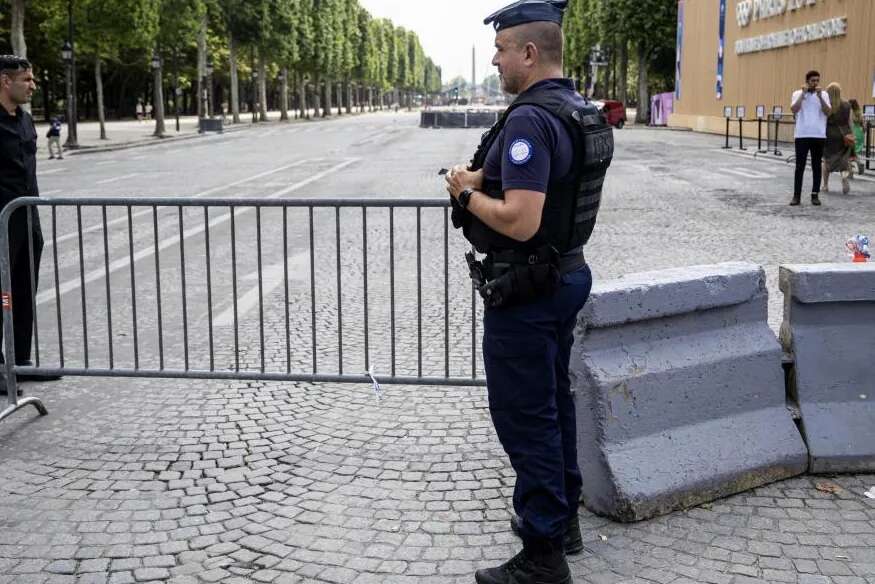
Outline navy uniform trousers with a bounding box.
[483,264,593,546]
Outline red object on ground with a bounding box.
[600,100,627,129]
[853,252,868,263]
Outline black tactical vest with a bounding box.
[455,84,614,254]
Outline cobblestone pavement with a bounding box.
[3,116,875,583]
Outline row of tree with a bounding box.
[0,0,443,138]
[563,0,678,123]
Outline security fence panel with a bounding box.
[0,198,487,425]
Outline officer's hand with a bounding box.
[445,166,483,199]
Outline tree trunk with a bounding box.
[229,35,240,123]
[636,43,649,125]
[197,14,207,118]
[95,57,107,139]
[153,60,166,137]
[323,78,332,117]
[619,40,629,107]
[335,81,342,116]
[299,74,308,119]
[280,67,289,121]
[346,81,352,114]
[10,0,28,113]
[258,53,268,122]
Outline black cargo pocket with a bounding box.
[483,333,552,412]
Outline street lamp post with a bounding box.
[151,51,166,137]
[60,39,78,148]
[206,55,214,118]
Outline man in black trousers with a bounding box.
[789,70,831,206]
[0,55,60,392]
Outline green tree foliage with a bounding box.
[564,0,677,119]
[5,0,440,121]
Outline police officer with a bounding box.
[0,55,58,391]
[444,2,612,583]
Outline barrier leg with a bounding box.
[738,119,746,151]
[723,118,731,149]
[0,202,47,425]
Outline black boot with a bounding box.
[510,514,584,555]
[475,543,572,584]
[811,192,822,206]
[789,194,801,206]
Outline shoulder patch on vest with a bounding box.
[508,138,533,165]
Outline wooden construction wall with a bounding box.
[671,0,875,133]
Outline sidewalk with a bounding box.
[33,108,374,156]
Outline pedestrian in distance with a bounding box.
[849,98,865,176]
[821,83,853,195]
[136,98,145,122]
[789,70,830,206]
[445,1,613,582]
[0,55,62,395]
[145,102,153,121]
[46,116,63,160]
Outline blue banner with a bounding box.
[675,0,684,100]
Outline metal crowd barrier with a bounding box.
[0,197,486,426]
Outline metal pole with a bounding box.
[867,121,872,172]
[174,49,180,133]
[65,0,78,148]
[774,116,782,157]
[757,118,763,152]
[723,118,731,149]
[738,118,746,151]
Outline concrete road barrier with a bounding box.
[780,263,875,473]
[419,110,500,129]
[572,262,808,522]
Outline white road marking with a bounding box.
[97,173,140,185]
[716,167,774,179]
[95,160,118,166]
[38,168,67,176]
[213,254,309,327]
[45,160,309,248]
[37,158,359,305]
[41,189,61,195]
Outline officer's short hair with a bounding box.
[0,55,32,80]
[508,22,563,66]
[805,70,820,82]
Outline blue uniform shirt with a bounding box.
[484,78,582,195]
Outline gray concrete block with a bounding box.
[572,262,808,522]
[779,263,875,474]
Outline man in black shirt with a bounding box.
[0,55,58,389]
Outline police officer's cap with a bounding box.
[484,0,568,32]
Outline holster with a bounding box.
[467,246,563,308]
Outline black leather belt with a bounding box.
[488,248,587,276]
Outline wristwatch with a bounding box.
[458,188,475,209]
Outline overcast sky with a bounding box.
[358,0,509,85]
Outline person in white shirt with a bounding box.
[789,70,831,206]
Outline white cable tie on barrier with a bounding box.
[366,368,383,401]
